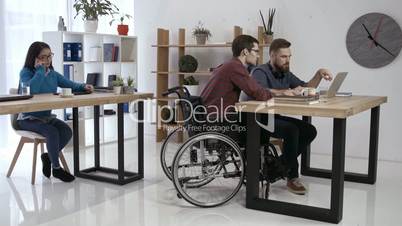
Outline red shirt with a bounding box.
[200,58,272,114]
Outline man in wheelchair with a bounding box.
[160,35,288,207]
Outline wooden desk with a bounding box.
[235,95,387,223]
[0,93,153,185]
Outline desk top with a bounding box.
[0,92,153,115]
[236,96,387,118]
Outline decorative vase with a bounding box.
[117,24,129,36]
[263,34,274,45]
[184,85,199,96]
[195,34,207,45]
[84,20,98,33]
[123,86,135,94]
[113,86,122,95]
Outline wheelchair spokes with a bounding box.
[172,133,245,207]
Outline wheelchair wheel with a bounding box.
[172,132,245,207]
[160,126,190,180]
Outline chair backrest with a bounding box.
[9,88,21,130]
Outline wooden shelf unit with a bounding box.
[153,26,269,142]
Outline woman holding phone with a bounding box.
[17,41,93,182]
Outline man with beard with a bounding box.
[248,38,333,195]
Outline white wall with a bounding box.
[134,0,402,162]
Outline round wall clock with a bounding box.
[346,12,402,68]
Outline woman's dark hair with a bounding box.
[232,35,259,57]
[23,41,53,70]
[269,38,291,54]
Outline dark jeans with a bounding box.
[262,115,317,179]
[18,118,72,168]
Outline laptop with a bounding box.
[320,72,348,98]
[0,94,33,102]
[94,86,114,93]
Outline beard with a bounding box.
[273,61,290,73]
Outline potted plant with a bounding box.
[123,76,136,94]
[183,75,199,95]
[179,55,198,73]
[73,0,119,33]
[192,21,212,45]
[112,76,124,94]
[109,13,133,36]
[259,8,276,44]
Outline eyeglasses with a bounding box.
[250,49,260,53]
[37,53,54,61]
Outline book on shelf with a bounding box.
[63,64,74,80]
[112,46,119,61]
[103,43,120,62]
[71,43,82,61]
[273,95,320,105]
[63,42,82,61]
[63,64,75,120]
[103,43,114,62]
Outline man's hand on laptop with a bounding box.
[283,89,300,96]
[317,69,333,81]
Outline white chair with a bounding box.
[6,88,70,184]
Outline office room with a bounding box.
[0,0,401,225]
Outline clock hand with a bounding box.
[362,23,375,40]
[375,41,396,57]
[370,16,384,48]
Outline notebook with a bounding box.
[0,94,33,102]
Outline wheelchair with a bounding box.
[160,86,287,207]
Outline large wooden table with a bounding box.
[235,95,387,223]
[0,92,153,185]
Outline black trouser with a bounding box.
[262,115,317,179]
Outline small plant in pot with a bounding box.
[73,0,119,33]
[109,13,132,36]
[192,21,212,45]
[183,76,199,96]
[259,8,276,44]
[112,76,124,95]
[123,76,136,94]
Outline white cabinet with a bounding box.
[43,31,138,147]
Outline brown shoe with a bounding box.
[287,178,307,195]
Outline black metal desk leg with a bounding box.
[138,101,144,177]
[368,106,380,184]
[94,105,100,168]
[329,118,346,222]
[117,103,125,182]
[245,113,344,223]
[73,107,80,175]
[245,112,260,206]
[301,116,312,174]
[299,107,380,184]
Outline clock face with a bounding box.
[346,13,402,68]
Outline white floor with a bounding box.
[1,135,402,226]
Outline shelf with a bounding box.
[64,61,135,64]
[152,43,231,48]
[151,71,212,76]
[155,97,179,101]
[82,61,103,63]
[152,43,269,48]
[63,61,83,64]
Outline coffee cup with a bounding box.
[302,88,317,96]
[61,88,72,96]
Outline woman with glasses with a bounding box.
[17,41,93,182]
